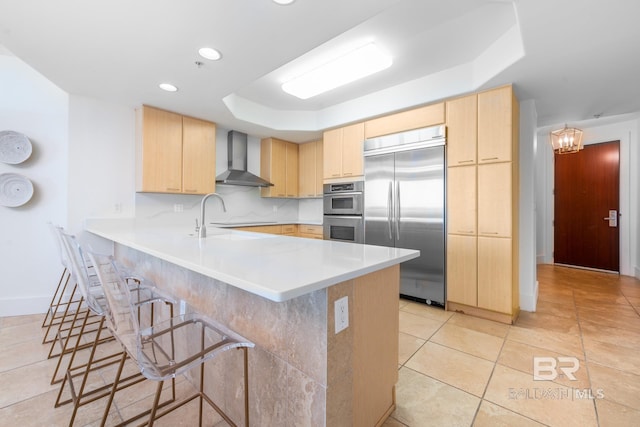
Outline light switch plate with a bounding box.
[334,296,349,334]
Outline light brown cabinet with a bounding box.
[297,224,323,239]
[446,85,519,324]
[323,123,364,180]
[477,162,512,237]
[477,237,513,313]
[446,234,477,307]
[260,138,298,198]
[137,105,216,194]
[364,103,445,139]
[447,165,476,235]
[446,94,477,167]
[478,86,515,163]
[298,140,323,197]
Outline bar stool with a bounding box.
[55,232,176,426]
[89,251,254,427]
[43,223,86,346]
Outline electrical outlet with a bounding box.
[174,204,183,212]
[334,296,349,334]
[114,203,122,213]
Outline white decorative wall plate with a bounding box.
[0,130,33,164]
[0,173,34,207]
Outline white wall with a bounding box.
[536,115,639,278]
[0,54,69,315]
[519,100,538,311]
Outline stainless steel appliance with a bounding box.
[323,181,364,243]
[364,125,446,306]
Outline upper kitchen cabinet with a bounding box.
[446,94,477,167]
[261,137,298,198]
[137,105,216,194]
[323,122,364,180]
[364,103,445,139]
[298,140,323,198]
[477,85,517,164]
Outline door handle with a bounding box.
[603,210,618,227]
[387,182,393,240]
[395,181,400,241]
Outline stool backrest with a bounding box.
[87,251,139,357]
[60,231,104,315]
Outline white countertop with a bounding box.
[85,218,419,302]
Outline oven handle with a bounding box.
[387,181,393,240]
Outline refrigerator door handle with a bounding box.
[395,181,400,240]
[387,181,393,239]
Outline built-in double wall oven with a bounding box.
[323,181,364,244]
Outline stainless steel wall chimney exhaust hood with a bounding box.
[215,130,273,187]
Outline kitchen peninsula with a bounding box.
[85,218,418,426]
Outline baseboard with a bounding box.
[536,255,546,264]
[0,296,49,317]
[635,267,640,280]
[519,280,539,312]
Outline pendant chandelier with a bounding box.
[550,124,583,154]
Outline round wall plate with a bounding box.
[0,130,33,164]
[0,172,34,207]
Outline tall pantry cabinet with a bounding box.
[446,85,519,324]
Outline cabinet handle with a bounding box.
[480,157,499,161]
[343,172,353,176]
[166,187,180,191]
[185,189,197,193]
[480,231,499,235]
[457,230,475,234]
[331,173,340,177]
[457,160,474,164]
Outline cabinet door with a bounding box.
[140,106,183,192]
[477,163,512,237]
[285,142,299,197]
[315,140,323,196]
[323,128,343,179]
[182,116,216,194]
[446,234,477,307]
[341,123,364,177]
[298,141,316,197]
[477,237,512,313]
[446,95,477,167]
[261,138,287,197]
[447,166,476,235]
[364,103,445,139]
[478,86,513,163]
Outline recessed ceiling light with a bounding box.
[281,42,392,100]
[159,83,178,92]
[273,0,295,5]
[198,47,222,61]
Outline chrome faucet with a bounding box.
[198,193,226,238]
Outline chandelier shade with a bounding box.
[550,125,583,154]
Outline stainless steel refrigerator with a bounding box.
[363,125,445,306]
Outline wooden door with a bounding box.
[478,86,513,163]
[477,162,512,237]
[182,116,216,194]
[446,94,477,167]
[477,236,512,313]
[447,165,476,235]
[554,141,620,271]
[341,123,364,177]
[446,234,477,306]
[298,141,316,197]
[285,142,298,197]
[323,128,342,179]
[140,106,183,192]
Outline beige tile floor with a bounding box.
[385,265,640,427]
[1,264,639,426]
